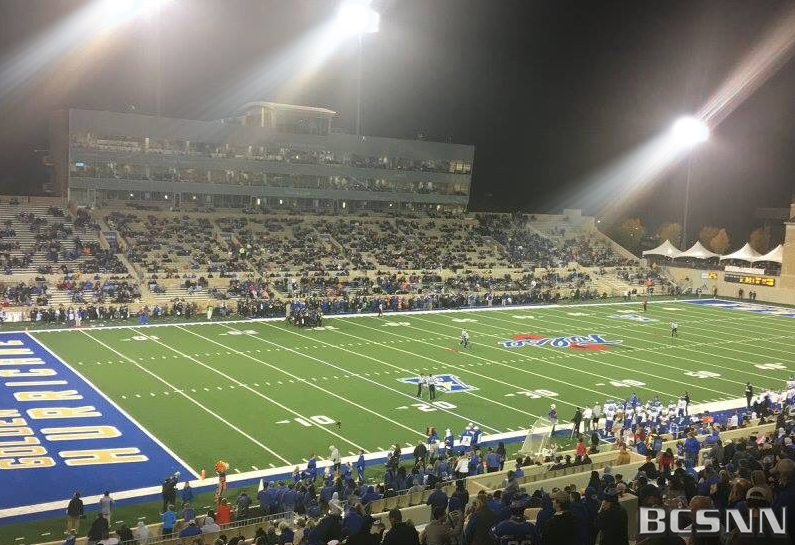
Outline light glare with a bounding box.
[336,1,380,34]
[671,117,710,147]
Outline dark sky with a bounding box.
[1,0,794,243]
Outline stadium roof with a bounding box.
[719,242,762,262]
[235,101,337,117]
[642,239,682,258]
[752,243,783,263]
[677,241,719,259]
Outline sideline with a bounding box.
[9,297,695,335]
[0,392,749,522]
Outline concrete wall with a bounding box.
[662,266,795,305]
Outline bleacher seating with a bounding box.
[0,202,644,315]
[0,202,124,275]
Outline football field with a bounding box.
[3,298,795,520]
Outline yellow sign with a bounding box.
[724,273,775,286]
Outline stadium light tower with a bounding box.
[671,116,710,247]
[336,1,380,137]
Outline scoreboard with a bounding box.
[724,273,775,287]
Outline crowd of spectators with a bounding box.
[56,276,141,304]
[58,391,795,545]
[112,213,232,275]
[74,134,471,176]
[97,209,634,280]
[1,281,48,307]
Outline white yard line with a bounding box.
[30,332,201,479]
[80,330,292,464]
[344,318,624,405]
[126,327,368,452]
[249,322,532,429]
[498,306,795,382]
[174,325,426,444]
[14,298,692,336]
[472,312,760,391]
[3,393,752,520]
[409,313,735,399]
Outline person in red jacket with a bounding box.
[215,498,232,525]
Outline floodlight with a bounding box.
[671,116,710,147]
[337,1,380,34]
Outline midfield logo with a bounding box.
[499,333,622,351]
[610,313,657,323]
[399,374,477,393]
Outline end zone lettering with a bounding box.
[499,333,622,350]
[0,333,192,514]
[639,507,787,537]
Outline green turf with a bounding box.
[5,298,795,543]
[31,300,794,471]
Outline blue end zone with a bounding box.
[0,332,193,521]
[683,298,795,318]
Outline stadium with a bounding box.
[2,1,795,545]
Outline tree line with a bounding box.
[607,218,772,255]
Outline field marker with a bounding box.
[251,465,259,470]
[138,326,370,452]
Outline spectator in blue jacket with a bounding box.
[486,447,501,473]
[684,432,701,467]
[181,482,194,506]
[427,482,449,511]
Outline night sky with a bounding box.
[1,0,794,243]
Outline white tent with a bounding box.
[642,239,682,258]
[719,242,762,262]
[751,244,783,264]
[676,241,719,259]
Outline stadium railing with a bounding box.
[42,509,296,545]
[29,421,778,545]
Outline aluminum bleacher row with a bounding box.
[0,203,103,274]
